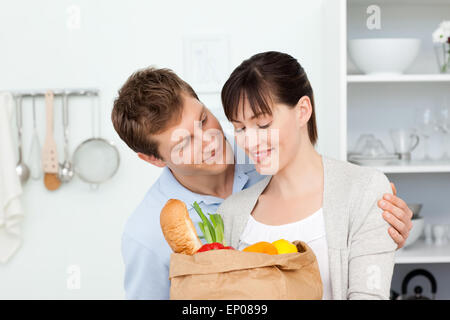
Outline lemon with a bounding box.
[272,239,298,254]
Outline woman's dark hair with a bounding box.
[221,51,318,145]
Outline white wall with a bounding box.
[0,0,339,298]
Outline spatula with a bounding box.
[42,90,61,191]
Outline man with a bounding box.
[111,67,413,299]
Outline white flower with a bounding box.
[440,21,450,33]
[433,21,450,43]
[433,27,446,43]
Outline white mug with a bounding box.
[424,224,433,245]
[433,225,448,246]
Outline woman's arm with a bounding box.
[347,171,398,300]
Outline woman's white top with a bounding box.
[238,207,332,300]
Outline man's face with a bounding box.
[152,93,234,176]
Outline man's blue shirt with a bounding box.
[121,144,264,299]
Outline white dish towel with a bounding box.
[0,92,24,263]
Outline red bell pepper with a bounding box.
[196,242,225,253]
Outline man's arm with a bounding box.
[122,233,170,300]
[378,182,413,249]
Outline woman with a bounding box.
[217,51,398,300]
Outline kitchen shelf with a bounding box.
[348,0,450,5]
[331,0,450,297]
[373,161,450,174]
[395,239,450,264]
[347,74,450,83]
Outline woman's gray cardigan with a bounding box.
[216,155,397,300]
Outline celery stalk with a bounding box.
[214,223,223,244]
[208,213,218,228]
[215,214,224,231]
[198,222,206,238]
[203,224,213,243]
[193,201,216,243]
[216,214,226,246]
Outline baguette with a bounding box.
[160,199,202,255]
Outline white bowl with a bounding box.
[348,38,421,75]
[404,217,425,248]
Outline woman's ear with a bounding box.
[137,152,166,168]
[295,95,313,127]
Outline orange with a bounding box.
[242,241,278,255]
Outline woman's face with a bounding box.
[231,98,307,175]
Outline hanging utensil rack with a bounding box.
[6,88,109,189]
[10,88,99,98]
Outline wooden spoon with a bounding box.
[42,90,61,191]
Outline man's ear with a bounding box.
[137,152,166,168]
[295,95,312,127]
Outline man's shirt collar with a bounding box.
[158,136,255,208]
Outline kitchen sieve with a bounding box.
[72,91,120,189]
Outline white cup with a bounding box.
[433,225,448,246]
[424,224,433,245]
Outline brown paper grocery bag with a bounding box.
[169,240,323,300]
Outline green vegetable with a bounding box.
[193,201,225,245]
[214,223,223,244]
[214,214,224,233]
[198,222,206,240]
[209,213,225,244]
[208,213,218,228]
[203,224,214,243]
[193,201,215,243]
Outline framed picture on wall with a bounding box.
[182,34,230,94]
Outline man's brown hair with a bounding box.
[111,67,199,159]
